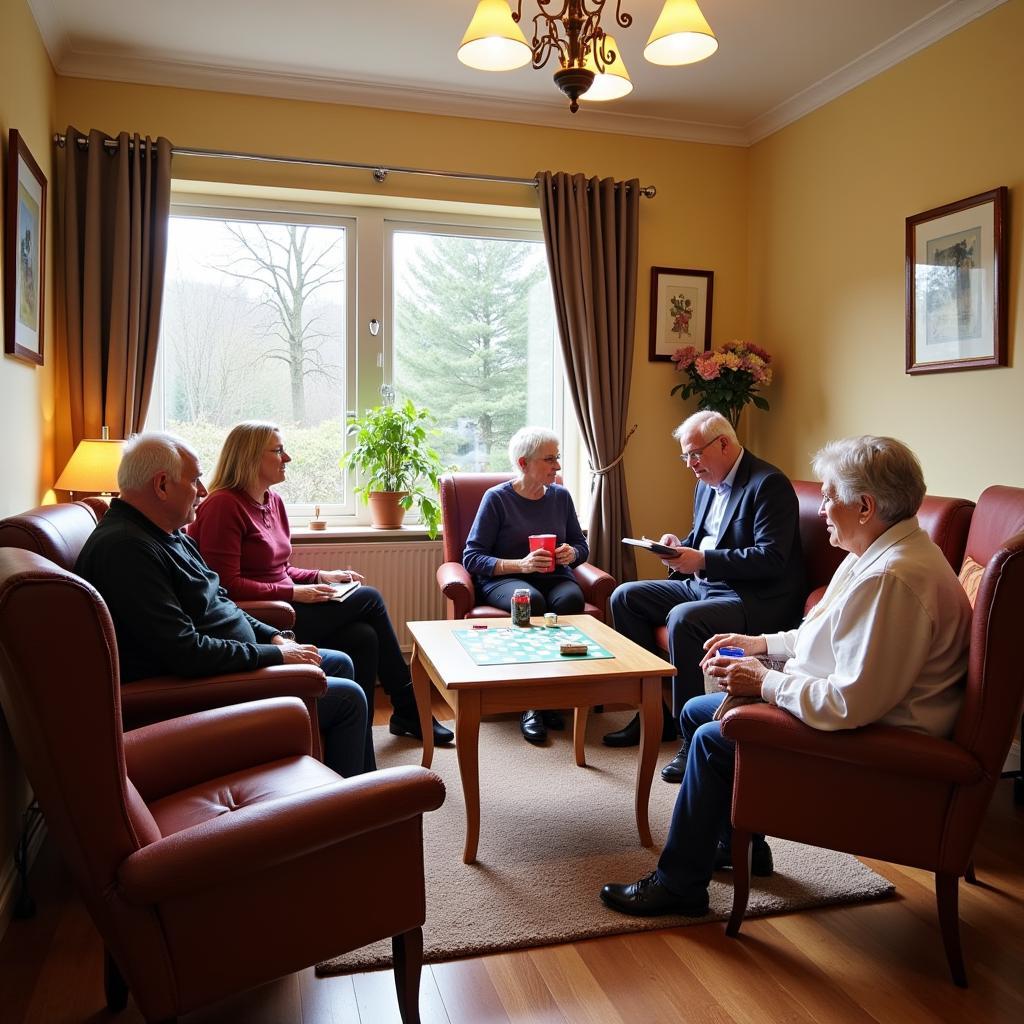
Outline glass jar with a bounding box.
[511,588,532,627]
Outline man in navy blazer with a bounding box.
[605,411,804,781]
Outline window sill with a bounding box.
[291,524,439,544]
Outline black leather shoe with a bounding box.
[714,839,774,877]
[389,714,455,746]
[520,710,547,745]
[660,745,688,783]
[600,871,709,918]
[542,710,565,730]
[602,706,678,747]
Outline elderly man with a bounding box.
[601,436,972,916]
[605,411,805,783]
[75,431,368,777]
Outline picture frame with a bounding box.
[649,266,713,362]
[905,187,1007,375]
[4,129,47,367]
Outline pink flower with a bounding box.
[671,345,699,369]
[694,354,722,380]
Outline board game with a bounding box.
[454,623,614,666]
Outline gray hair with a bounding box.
[811,435,925,525]
[117,431,196,492]
[672,410,738,446]
[508,426,560,473]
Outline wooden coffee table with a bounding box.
[407,615,676,864]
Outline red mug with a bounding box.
[528,534,557,572]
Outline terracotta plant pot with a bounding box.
[368,491,409,529]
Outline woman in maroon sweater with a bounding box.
[190,421,453,750]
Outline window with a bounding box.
[150,192,587,526]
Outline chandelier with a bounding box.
[458,1,718,112]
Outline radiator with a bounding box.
[289,541,445,651]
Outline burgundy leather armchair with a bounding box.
[0,502,320,754]
[0,547,445,1023]
[436,472,616,621]
[721,484,1024,986]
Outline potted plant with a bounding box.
[341,399,446,536]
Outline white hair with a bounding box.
[117,431,196,492]
[508,426,560,473]
[672,410,738,446]
[812,435,926,525]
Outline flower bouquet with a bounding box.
[670,340,773,430]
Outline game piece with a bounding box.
[544,612,558,627]
[471,623,488,629]
[559,641,588,656]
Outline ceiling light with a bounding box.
[458,1,717,112]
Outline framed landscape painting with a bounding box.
[649,266,713,362]
[4,129,47,367]
[905,187,1007,375]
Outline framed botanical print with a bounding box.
[4,130,47,367]
[905,187,1007,375]
[649,266,713,362]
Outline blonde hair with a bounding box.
[208,421,280,495]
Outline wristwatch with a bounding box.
[278,630,296,642]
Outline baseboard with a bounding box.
[0,812,47,943]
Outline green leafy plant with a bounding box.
[340,400,447,537]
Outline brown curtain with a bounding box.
[537,171,640,583]
[57,126,172,448]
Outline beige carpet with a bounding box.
[317,711,893,975]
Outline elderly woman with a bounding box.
[190,421,454,769]
[463,426,589,745]
[601,436,972,917]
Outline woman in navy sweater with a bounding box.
[463,426,589,744]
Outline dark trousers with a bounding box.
[477,574,585,615]
[655,693,763,899]
[610,578,746,715]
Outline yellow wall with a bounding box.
[749,0,1024,497]
[0,0,56,932]
[56,78,751,543]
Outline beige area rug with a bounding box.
[317,711,894,975]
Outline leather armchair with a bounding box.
[437,472,615,621]
[720,484,1024,986]
[0,502,317,754]
[0,547,445,1022]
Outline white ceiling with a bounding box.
[29,0,1007,145]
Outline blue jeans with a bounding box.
[655,692,762,900]
[317,649,370,776]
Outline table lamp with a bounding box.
[54,426,125,497]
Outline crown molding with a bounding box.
[26,0,70,65]
[53,51,749,147]
[744,0,1009,144]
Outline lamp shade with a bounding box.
[54,438,125,493]
[458,0,532,71]
[644,0,719,66]
[580,35,634,102]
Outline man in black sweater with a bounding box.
[76,431,368,776]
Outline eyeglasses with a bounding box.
[267,446,286,457]
[537,454,560,464]
[679,435,722,465]
[819,493,841,511]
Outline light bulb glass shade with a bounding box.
[580,35,634,102]
[644,0,719,66]
[54,438,125,493]
[458,0,532,71]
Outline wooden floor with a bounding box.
[2,695,1022,1024]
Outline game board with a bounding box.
[454,623,614,666]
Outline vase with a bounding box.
[367,491,409,529]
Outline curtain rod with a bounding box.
[53,133,656,199]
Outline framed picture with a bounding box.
[4,129,47,367]
[905,187,1007,375]
[649,266,713,362]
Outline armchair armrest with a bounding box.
[721,704,982,785]
[238,599,295,630]
[573,561,615,609]
[437,561,474,619]
[120,664,327,728]
[124,697,313,801]
[117,765,446,904]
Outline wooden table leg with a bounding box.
[635,676,660,847]
[573,705,589,767]
[409,645,434,769]
[456,689,482,864]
